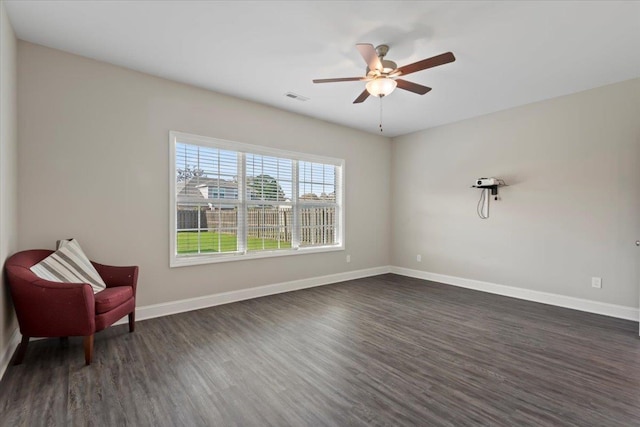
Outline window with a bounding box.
[170,131,344,266]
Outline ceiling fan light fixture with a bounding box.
[366,77,397,97]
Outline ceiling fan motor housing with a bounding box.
[365,44,398,77]
[367,60,398,77]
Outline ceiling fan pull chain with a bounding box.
[379,96,383,133]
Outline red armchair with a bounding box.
[5,249,138,365]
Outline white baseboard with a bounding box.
[0,328,21,380]
[116,265,392,324]
[390,266,639,322]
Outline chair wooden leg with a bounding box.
[128,312,135,333]
[84,335,94,365]
[13,336,29,365]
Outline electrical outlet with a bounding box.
[417,254,422,262]
[591,277,602,289]
[346,254,351,263]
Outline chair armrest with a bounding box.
[92,262,139,295]
[9,277,95,337]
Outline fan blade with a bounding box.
[353,89,370,104]
[394,52,455,76]
[356,43,383,72]
[395,79,432,95]
[313,77,366,83]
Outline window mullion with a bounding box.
[238,152,247,254]
[335,161,343,246]
[292,160,300,248]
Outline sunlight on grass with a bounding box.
[177,231,291,254]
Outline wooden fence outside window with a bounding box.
[177,206,336,246]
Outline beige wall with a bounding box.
[0,0,18,360]
[392,78,640,307]
[13,38,639,329]
[17,42,391,306]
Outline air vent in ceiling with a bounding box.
[285,92,309,102]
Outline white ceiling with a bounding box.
[5,1,640,137]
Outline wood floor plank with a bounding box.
[1,274,639,426]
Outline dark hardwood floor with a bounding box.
[1,274,639,426]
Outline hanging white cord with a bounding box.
[477,188,489,219]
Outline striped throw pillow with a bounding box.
[30,239,107,294]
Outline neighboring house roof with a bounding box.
[177,177,238,203]
[300,192,336,201]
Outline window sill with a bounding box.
[170,244,345,268]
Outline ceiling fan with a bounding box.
[313,43,455,104]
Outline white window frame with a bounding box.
[169,131,345,267]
